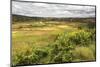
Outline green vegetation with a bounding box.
[12,15,96,66]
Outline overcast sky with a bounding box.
[12,1,96,18]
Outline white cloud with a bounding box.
[32,3,49,7]
[12,1,95,18]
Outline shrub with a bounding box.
[56,30,92,46]
[48,34,74,63]
[12,47,48,66]
[34,49,48,59]
[12,50,34,66]
[87,22,96,29]
[69,30,92,46]
[77,22,96,30]
[12,30,95,66]
[33,48,48,63]
[50,30,94,63]
[48,30,94,63]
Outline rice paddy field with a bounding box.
[12,19,96,66]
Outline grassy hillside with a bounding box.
[12,14,96,66]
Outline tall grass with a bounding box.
[72,47,95,61]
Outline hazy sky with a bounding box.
[12,1,96,18]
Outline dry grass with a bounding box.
[72,46,95,61]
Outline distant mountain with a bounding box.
[12,14,95,23]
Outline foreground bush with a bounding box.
[12,30,96,66]
[48,41,74,63]
[56,30,93,46]
[12,47,48,66]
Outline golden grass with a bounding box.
[72,46,95,61]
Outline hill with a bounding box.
[12,14,96,23]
